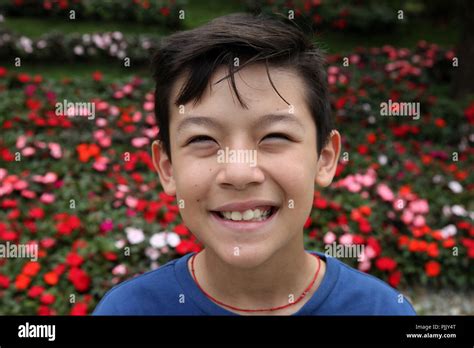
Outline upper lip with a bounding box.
[211,200,279,212]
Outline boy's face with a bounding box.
[152,63,340,268]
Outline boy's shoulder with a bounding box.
[320,253,416,315]
[93,257,186,315]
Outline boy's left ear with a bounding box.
[151,140,176,196]
[315,130,341,187]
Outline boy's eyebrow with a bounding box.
[176,113,305,135]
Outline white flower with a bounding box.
[150,232,167,248]
[115,239,126,249]
[448,181,463,193]
[378,155,388,165]
[166,232,181,247]
[74,45,84,55]
[451,205,467,216]
[440,224,457,239]
[112,31,123,40]
[125,227,145,244]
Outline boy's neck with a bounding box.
[188,241,325,315]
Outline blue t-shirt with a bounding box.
[93,251,416,315]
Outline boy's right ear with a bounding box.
[151,140,176,196]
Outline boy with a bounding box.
[93,13,416,315]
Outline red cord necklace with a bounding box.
[190,252,321,313]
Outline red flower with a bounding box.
[40,293,56,305]
[304,216,312,228]
[175,239,200,255]
[76,143,101,163]
[66,252,84,267]
[388,270,401,287]
[15,274,31,290]
[0,274,10,289]
[159,6,170,16]
[367,133,377,144]
[375,257,397,272]
[92,71,103,81]
[38,305,55,316]
[29,207,45,219]
[17,73,31,83]
[102,251,118,261]
[425,261,441,277]
[22,261,41,276]
[44,271,59,286]
[55,213,81,236]
[27,285,45,298]
[68,268,91,292]
[434,118,446,128]
[314,197,328,209]
[174,224,190,236]
[427,243,439,258]
[70,302,88,315]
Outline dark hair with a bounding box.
[151,12,334,162]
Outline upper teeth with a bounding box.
[220,208,272,221]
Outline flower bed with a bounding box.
[244,0,403,33]
[0,29,160,63]
[0,0,184,27]
[0,41,472,314]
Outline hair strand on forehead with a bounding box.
[151,13,334,163]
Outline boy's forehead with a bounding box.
[169,63,308,116]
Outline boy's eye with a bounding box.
[186,135,216,145]
[262,133,291,141]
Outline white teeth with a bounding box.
[231,211,242,220]
[219,208,273,222]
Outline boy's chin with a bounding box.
[211,245,278,270]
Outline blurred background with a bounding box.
[0,0,472,315]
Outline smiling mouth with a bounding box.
[210,206,279,222]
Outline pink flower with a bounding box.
[339,233,353,245]
[323,231,336,244]
[401,210,414,225]
[377,184,394,201]
[143,101,154,111]
[358,260,371,272]
[21,190,36,199]
[408,199,429,214]
[100,219,114,233]
[13,180,28,190]
[364,245,377,259]
[125,196,138,208]
[0,168,7,181]
[412,215,425,227]
[42,172,58,184]
[22,147,36,156]
[131,137,149,148]
[16,135,28,149]
[48,143,62,159]
[40,193,55,204]
[92,156,109,172]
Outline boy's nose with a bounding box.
[216,154,265,190]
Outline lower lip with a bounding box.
[209,208,279,232]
